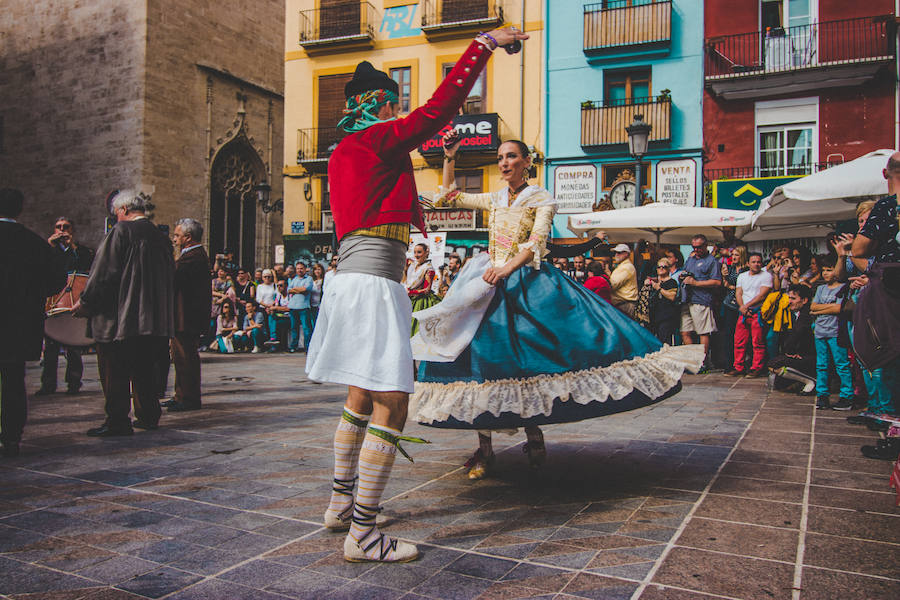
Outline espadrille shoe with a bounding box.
[344,531,418,563]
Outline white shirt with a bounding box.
[180,244,202,256]
[256,283,277,306]
[736,270,773,306]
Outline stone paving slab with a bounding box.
[1,354,898,599]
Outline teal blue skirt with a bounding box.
[416,263,685,429]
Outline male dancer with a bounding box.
[306,26,528,563]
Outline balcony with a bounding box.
[420,0,504,40]
[298,2,376,55]
[296,128,346,174]
[702,161,839,184]
[583,0,671,57]
[307,203,334,234]
[580,96,671,148]
[705,15,896,100]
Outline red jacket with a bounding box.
[328,40,492,241]
[585,275,612,304]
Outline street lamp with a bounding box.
[253,181,283,214]
[626,114,652,207]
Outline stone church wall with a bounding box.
[144,0,285,267]
[0,1,147,248]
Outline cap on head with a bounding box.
[612,243,631,253]
[345,61,399,99]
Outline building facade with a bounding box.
[703,0,898,231]
[545,0,704,241]
[283,0,545,265]
[0,0,285,269]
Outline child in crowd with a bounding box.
[236,300,266,353]
[810,258,853,410]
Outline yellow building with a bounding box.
[283,0,545,264]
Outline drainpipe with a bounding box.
[543,0,550,189]
[519,0,526,142]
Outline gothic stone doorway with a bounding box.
[210,142,264,270]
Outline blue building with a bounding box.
[545,0,704,240]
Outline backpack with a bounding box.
[852,262,900,370]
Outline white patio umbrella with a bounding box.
[750,149,894,238]
[566,202,754,245]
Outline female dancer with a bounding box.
[411,131,703,480]
[403,243,440,335]
[310,262,325,328]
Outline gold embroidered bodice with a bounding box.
[434,185,555,269]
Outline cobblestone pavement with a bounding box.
[1,353,898,600]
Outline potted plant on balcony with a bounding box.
[658,89,671,102]
[581,100,596,110]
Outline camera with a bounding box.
[678,271,696,282]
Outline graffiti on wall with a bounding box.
[380,5,421,39]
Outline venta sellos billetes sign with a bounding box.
[418,114,500,155]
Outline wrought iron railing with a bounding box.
[421,0,504,30]
[299,2,376,46]
[702,161,839,183]
[296,128,346,165]
[583,0,671,52]
[580,95,671,147]
[705,15,895,79]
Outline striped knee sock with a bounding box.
[348,424,403,561]
[327,407,370,519]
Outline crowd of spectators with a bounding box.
[205,251,327,355]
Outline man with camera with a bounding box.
[37,216,95,396]
[680,234,722,372]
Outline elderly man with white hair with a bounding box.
[165,218,211,413]
[74,190,175,436]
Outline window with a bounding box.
[455,170,486,227]
[758,125,814,176]
[761,0,814,30]
[389,67,412,114]
[602,0,656,8]
[443,63,487,114]
[604,68,651,105]
[755,97,817,177]
[321,175,331,212]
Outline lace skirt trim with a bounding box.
[411,343,705,425]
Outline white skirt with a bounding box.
[306,272,414,393]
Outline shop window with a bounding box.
[389,66,412,114]
[443,63,486,114]
[604,68,651,105]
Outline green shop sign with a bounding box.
[712,176,802,211]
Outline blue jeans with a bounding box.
[861,356,899,414]
[766,328,781,359]
[289,308,312,351]
[814,336,853,398]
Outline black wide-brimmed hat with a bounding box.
[344,61,399,99]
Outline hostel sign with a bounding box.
[419,114,500,155]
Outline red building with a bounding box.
[703,0,898,209]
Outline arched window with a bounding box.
[210,141,265,270]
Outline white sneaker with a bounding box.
[343,532,418,563]
[802,381,815,394]
[251,346,260,354]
